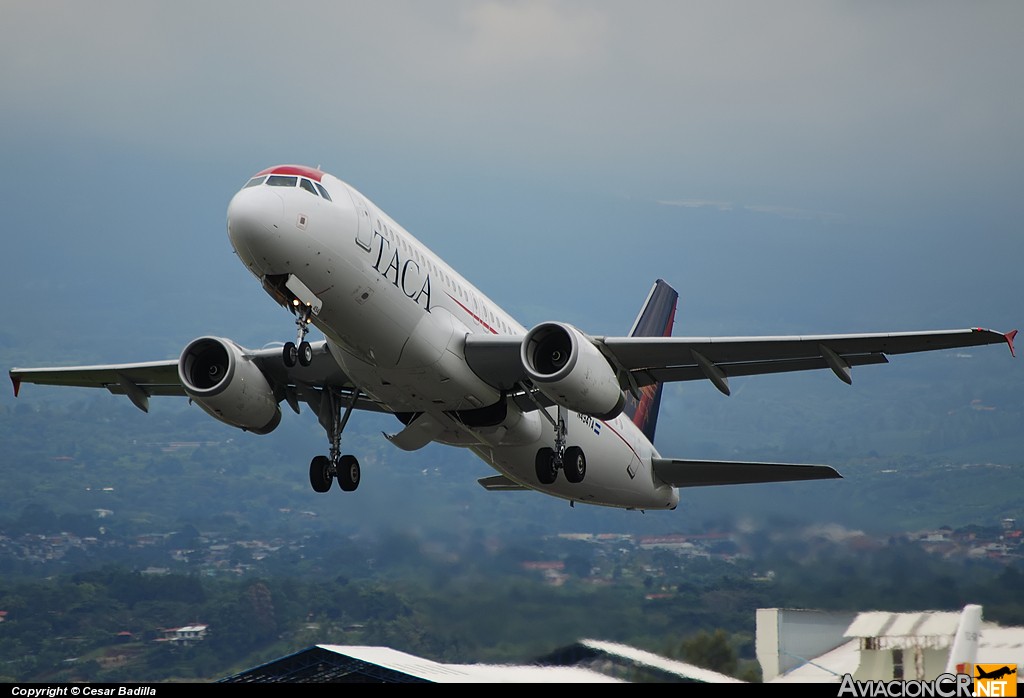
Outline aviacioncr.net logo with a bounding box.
[971,664,1018,697]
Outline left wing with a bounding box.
[465,328,1016,397]
[602,327,1017,395]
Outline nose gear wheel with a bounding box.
[283,304,315,368]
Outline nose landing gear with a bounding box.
[283,302,315,368]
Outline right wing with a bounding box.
[10,339,387,417]
[10,360,184,401]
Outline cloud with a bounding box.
[459,1,610,75]
[657,199,735,212]
[658,199,843,223]
[741,204,844,223]
[1,1,1021,211]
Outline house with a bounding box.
[161,625,208,645]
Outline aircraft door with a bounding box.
[351,193,372,251]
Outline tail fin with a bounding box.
[621,279,678,442]
[945,604,983,675]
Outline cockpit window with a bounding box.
[314,182,332,201]
[266,175,297,187]
[242,172,333,202]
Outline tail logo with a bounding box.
[622,279,678,443]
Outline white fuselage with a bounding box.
[226,169,679,510]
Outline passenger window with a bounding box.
[313,182,332,201]
[299,178,318,196]
[243,176,266,188]
[266,175,297,187]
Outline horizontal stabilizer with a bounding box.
[478,475,529,491]
[652,458,841,488]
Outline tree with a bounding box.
[679,629,738,677]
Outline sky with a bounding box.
[3,2,1020,200]
[1,1,1021,453]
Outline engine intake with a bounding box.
[178,337,281,434]
[521,322,624,419]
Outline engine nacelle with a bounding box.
[521,322,625,420]
[178,336,281,434]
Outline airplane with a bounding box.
[8,164,1018,511]
[975,666,1016,681]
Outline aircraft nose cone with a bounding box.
[226,187,284,268]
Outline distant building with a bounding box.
[161,625,208,645]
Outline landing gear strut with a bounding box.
[528,401,587,486]
[283,303,314,368]
[308,388,362,493]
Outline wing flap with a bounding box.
[652,457,842,488]
[478,475,529,491]
[383,413,445,451]
[634,353,889,388]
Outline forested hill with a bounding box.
[1,349,1022,682]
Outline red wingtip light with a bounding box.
[1005,329,1017,358]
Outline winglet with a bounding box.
[1005,329,1017,358]
[10,372,20,398]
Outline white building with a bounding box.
[757,606,1024,683]
[163,624,209,645]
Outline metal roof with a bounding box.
[769,638,863,683]
[845,610,962,641]
[219,640,751,683]
[578,638,745,683]
[221,644,624,683]
[322,645,619,683]
[317,645,475,682]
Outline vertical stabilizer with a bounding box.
[945,604,983,675]
[621,279,678,442]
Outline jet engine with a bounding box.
[521,322,625,419]
[178,336,282,434]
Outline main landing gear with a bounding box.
[308,387,363,494]
[283,302,314,368]
[275,300,362,495]
[533,404,587,486]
